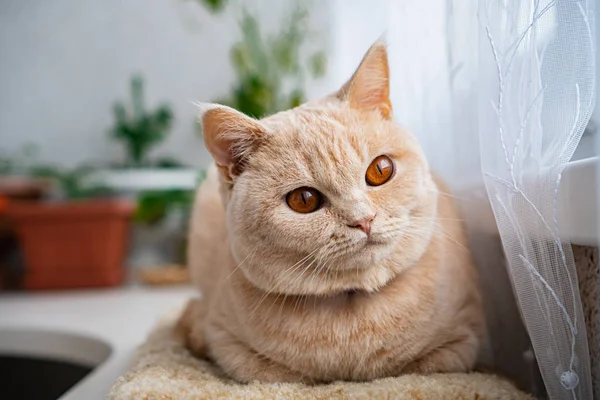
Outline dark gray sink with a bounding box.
[0,328,112,400]
[0,354,93,400]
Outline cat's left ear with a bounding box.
[337,41,392,120]
[199,103,266,176]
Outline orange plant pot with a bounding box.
[8,200,134,290]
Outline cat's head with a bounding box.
[199,42,438,295]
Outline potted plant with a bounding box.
[95,73,200,194]
[110,74,174,168]
[0,145,54,290]
[92,74,202,285]
[130,171,206,286]
[7,166,134,290]
[0,145,53,205]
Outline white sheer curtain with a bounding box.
[478,0,595,399]
[329,0,595,398]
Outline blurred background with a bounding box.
[1,0,597,284]
[0,0,334,168]
[0,0,342,289]
[0,1,598,398]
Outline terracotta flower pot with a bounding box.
[0,177,52,200]
[8,200,134,290]
[0,194,9,237]
[0,177,52,238]
[0,178,54,290]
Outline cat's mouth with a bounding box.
[364,235,390,247]
[340,236,391,258]
[328,235,392,265]
[363,240,387,250]
[366,236,387,244]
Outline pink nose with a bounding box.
[349,215,375,235]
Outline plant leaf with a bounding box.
[309,51,326,78]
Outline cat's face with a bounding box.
[201,42,438,295]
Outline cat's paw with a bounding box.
[206,325,313,384]
[402,331,479,374]
[176,298,208,356]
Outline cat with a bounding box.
[178,41,485,383]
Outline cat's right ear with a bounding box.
[199,103,266,176]
[336,41,392,120]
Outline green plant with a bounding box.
[211,3,326,119]
[0,146,113,200]
[134,189,193,225]
[193,0,228,13]
[29,165,114,200]
[134,170,206,226]
[152,157,187,169]
[133,170,205,264]
[110,75,174,167]
[0,144,39,175]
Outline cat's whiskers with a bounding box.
[275,289,299,322]
[266,245,339,318]
[299,256,328,311]
[306,251,328,295]
[292,250,333,313]
[429,225,468,252]
[331,260,341,299]
[323,240,359,260]
[311,257,334,311]
[309,253,333,299]
[287,256,319,296]
[290,259,320,315]
[268,251,326,316]
[410,215,465,222]
[389,220,469,253]
[377,222,421,242]
[374,220,409,238]
[248,249,319,316]
[257,246,329,318]
[292,295,304,315]
[423,187,472,202]
[276,248,321,288]
[225,244,260,281]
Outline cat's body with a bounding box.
[179,42,484,383]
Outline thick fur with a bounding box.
[180,42,485,383]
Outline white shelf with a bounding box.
[92,168,200,192]
[558,156,599,246]
[453,156,599,247]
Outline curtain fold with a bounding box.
[478,0,595,398]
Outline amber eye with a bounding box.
[286,187,323,213]
[366,155,394,186]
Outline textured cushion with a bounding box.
[109,308,533,400]
[573,245,599,399]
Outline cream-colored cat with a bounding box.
[179,42,485,383]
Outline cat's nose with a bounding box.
[348,214,375,235]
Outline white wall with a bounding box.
[0,0,332,169]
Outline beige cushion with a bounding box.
[109,309,533,400]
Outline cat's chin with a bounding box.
[326,262,397,295]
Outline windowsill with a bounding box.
[558,155,599,246]
[454,155,599,247]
